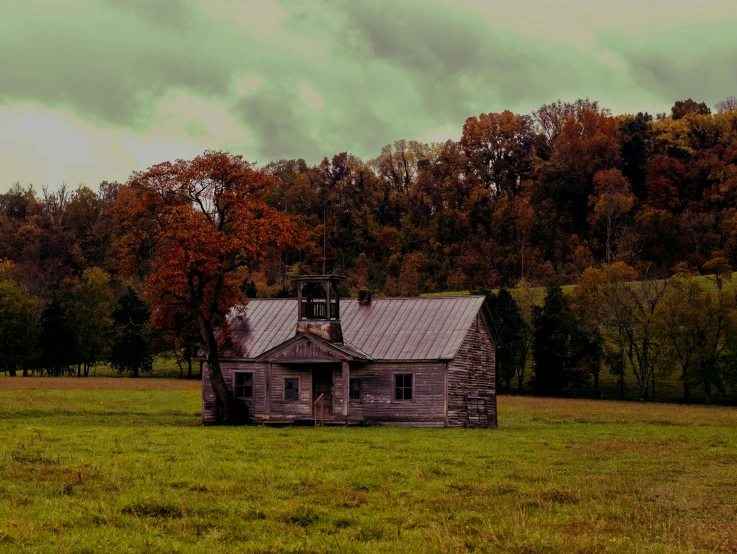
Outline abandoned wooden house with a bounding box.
[202,275,498,427]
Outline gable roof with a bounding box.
[255,333,372,362]
[221,296,488,361]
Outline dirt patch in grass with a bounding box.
[0,376,201,391]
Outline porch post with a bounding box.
[342,361,350,418]
[265,363,272,419]
[325,281,331,320]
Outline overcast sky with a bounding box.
[2,0,736,192]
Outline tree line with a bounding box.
[488,259,737,404]
[1,96,737,403]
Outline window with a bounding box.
[235,372,253,398]
[284,378,299,401]
[349,378,362,401]
[395,374,413,401]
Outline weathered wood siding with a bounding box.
[202,361,267,423]
[269,364,314,418]
[334,362,446,425]
[204,360,447,425]
[202,362,320,423]
[446,313,497,427]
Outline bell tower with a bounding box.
[293,275,345,342]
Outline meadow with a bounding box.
[1,378,736,553]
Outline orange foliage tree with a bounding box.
[116,151,304,424]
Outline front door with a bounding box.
[312,365,334,418]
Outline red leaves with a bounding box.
[115,151,305,335]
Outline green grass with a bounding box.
[1,380,736,552]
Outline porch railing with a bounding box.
[313,393,325,427]
[301,301,339,320]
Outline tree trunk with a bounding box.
[593,369,600,397]
[187,357,192,379]
[77,364,81,377]
[704,376,712,405]
[206,352,237,424]
[196,317,237,424]
[520,240,525,280]
[22,368,28,377]
[9,364,17,377]
[517,360,525,391]
[132,365,140,378]
[651,370,656,399]
[682,367,691,402]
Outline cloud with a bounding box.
[2,0,737,190]
[0,0,238,126]
[234,84,324,163]
[600,22,737,108]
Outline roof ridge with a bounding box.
[246,296,484,301]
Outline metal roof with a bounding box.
[222,296,487,361]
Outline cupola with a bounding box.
[293,274,345,342]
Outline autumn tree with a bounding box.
[512,196,535,279]
[575,263,668,400]
[460,110,536,199]
[618,112,653,199]
[0,261,37,376]
[715,96,737,114]
[671,98,711,120]
[588,169,635,263]
[631,275,669,399]
[575,263,638,398]
[658,260,737,403]
[116,151,304,424]
[509,279,537,391]
[60,267,116,377]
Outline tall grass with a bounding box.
[1,381,735,552]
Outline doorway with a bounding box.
[312,365,334,417]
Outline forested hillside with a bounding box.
[2,97,737,402]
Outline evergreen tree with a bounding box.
[39,299,76,376]
[532,285,569,396]
[109,287,154,378]
[487,288,524,392]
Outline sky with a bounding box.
[1,0,736,192]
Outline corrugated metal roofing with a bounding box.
[222,296,486,361]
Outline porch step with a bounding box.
[258,418,364,427]
[259,419,294,427]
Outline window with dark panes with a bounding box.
[284,378,299,400]
[349,378,361,401]
[395,374,413,400]
[235,372,253,398]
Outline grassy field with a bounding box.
[1,379,736,553]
